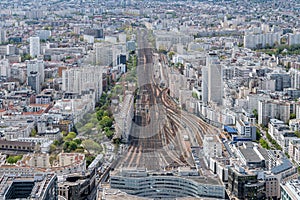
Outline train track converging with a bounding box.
[120,29,218,171]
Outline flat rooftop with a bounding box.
[99,189,148,200]
[281,179,300,199]
[239,148,261,163]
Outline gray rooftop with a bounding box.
[239,148,261,163]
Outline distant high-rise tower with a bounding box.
[0,59,10,78]
[26,59,44,84]
[206,53,223,105]
[94,43,124,67]
[0,29,6,44]
[201,64,208,103]
[29,36,40,57]
[28,71,40,93]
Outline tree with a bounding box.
[290,113,296,119]
[113,85,123,95]
[82,122,94,133]
[7,155,23,164]
[53,140,60,146]
[85,154,95,167]
[100,116,113,128]
[253,109,258,120]
[295,131,300,138]
[30,128,37,137]
[50,144,56,153]
[256,129,261,141]
[21,54,32,62]
[259,138,270,149]
[105,129,114,139]
[96,109,104,120]
[82,139,102,153]
[192,92,198,99]
[74,138,82,145]
[61,131,68,137]
[63,132,76,142]
[168,51,175,60]
[63,141,70,151]
[103,110,110,117]
[49,155,57,165]
[68,141,78,151]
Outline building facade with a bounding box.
[110,169,226,199]
[62,65,103,100]
[29,36,40,57]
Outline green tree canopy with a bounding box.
[7,155,23,164]
[100,116,113,128]
[82,139,102,153]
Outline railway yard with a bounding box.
[117,29,220,172]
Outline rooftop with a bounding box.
[239,148,261,163]
[0,173,56,199]
[271,159,293,175]
[281,179,300,199]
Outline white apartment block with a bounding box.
[36,30,51,40]
[62,65,103,100]
[94,43,125,67]
[258,100,290,126]
[29,36,40,57]
[288,33,300,46]
[268,119,297,153]
[244,32,280,49]
[203,135,222,162]
[290,68,300,89]
[268,119,287,139]
[288,138,300,165]
[0,58,10,77]
[95,43,113,66]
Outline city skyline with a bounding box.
[0,0,299,199]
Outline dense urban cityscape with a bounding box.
[0,0,299,199]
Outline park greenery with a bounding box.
[266,132,283,151]
[6,155,23,164]
[30,128,37,137]
[49,131,84,154]
[259,138,270,149]
[48,130,103,167]
[258,44,300,56]
[48,46,138,165]
[74,52,138,144]
[74,92,114,140]
[256,129,261,141]
[82,139,103,154]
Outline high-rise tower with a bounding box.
[29,36,40,58]
[203,53,223,105]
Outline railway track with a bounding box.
[120,29,218,171]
